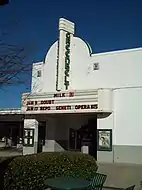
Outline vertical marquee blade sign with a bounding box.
[56,18,75,91]
[64,32,71,90]
[56,36,60,91]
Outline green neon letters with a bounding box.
[64,32,71,90]
[56,38,60,91]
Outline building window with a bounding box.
[37,70,41,77]
[93,63,99,70]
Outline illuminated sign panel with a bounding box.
[22,90,98,114]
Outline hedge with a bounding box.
[4,151,98,190]
[0,156,17,190]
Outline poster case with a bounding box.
[97,129,112,151]
[23,128,34,147]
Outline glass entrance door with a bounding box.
[69,128,81,151]
[37,121,46,153]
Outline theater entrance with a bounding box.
[0,121,23,147]
[69,118,97,160]
[37,121,46,153]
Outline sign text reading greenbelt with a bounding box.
[64,32,71,90]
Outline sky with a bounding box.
[0,0,142,108]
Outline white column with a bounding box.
[98,89,113,111]
[23,119,38,155]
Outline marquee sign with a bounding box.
[22,90,99,114]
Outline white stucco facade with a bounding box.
[0,18,142,164]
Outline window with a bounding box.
[93,63,99,70]
[37,70,41,77]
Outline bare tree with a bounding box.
[0,0,35,88]
[0,42,32,87]
[0,17,33,88]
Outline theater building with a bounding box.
[0,18,142,164]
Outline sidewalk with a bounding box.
[0,147,22,157]
[98,162,142,190]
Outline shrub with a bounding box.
[4,151,98,190]
[0,156,17,190]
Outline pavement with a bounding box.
[98,162,142,190]
[0,147,22,157]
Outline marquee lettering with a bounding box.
[40,106,50,110]
[26,101,34,105]
[26,106,51,111]
[54,93,65,97]
[69,92,74,97]
[26,100,54,106]
[26,107,34,111]
[56,105,71,110]
[54,92,74,98]
[26,92,74,106]
[75,104,98,110]
[25,103,98,112]
[41,100,54,104]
